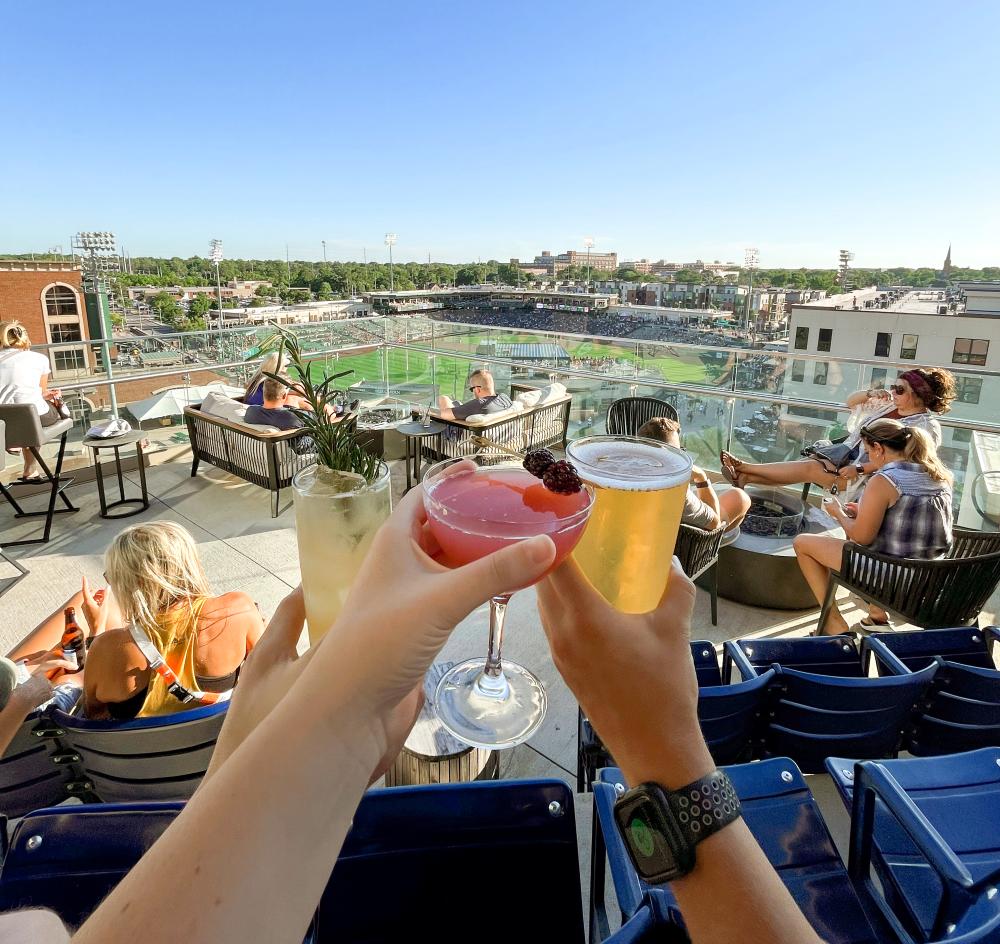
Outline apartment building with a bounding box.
[521,249,618,275]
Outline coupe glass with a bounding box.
[422,453,594,749]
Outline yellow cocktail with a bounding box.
[566,435,692,613]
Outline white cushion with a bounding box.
[515,389,542,408]
[461,404,524,426]
[201,392,248,423]
[535,382,568,405]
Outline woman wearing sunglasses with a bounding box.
[793,418,953,635]
[720,366,955,492]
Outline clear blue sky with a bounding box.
[2,0,997,268]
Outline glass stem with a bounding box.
[478,594,511,695]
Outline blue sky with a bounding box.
[2,0,997,268]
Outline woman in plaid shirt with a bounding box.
[794,418,953,636]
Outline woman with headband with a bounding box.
[720,366,956,493]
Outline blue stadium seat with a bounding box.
[826,750,1000,943]
[578,641,773,790]
[0,780,584,943]
[0,710,76,819]
[864,626,1000,674]
[50,701,229,803]
[725,636,937,772]
[590,759,882,943]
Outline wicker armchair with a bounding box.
[675,521,727,625]
[819,527,1000,632]
[606,396,678,436]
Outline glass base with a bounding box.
[434,658,547,750]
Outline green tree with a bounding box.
[150,292,183,326]
[189,294,214,320]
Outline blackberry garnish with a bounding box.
[542,459,583,494]
[523,448,556,479]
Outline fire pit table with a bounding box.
[707,485,845,610]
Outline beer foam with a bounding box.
[567,437,691,491]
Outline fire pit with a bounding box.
[741,487,805,538]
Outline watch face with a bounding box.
[614,791,694,884]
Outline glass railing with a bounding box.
[25,313,1000,529]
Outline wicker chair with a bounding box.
[818,527,1000,632]
[606,396,678,436]
[675,521,726,625]
[0,419,28,598]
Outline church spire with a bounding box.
[943,243,953,276]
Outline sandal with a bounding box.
[15,475,45,484]
[719,451,744,488]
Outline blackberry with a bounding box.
[523,448,556,479]
[542,459,583,494]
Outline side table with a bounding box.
[396,420,445,492]
[82,432,151,520]
[384,662,498,787]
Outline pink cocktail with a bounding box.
[423,457,594,750]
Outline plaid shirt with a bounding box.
[868,461,952,559]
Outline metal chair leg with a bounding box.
[709,562,719,626]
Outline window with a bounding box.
[813,362,829,385]
[44,285,79,317]
[790,359,806,382]
[951,428,973,444]
[52,349,86,373]
[794,326,809,350]
[900,334,918,359]
[49,322,83,343]
[870,368,888,388]
[817,328,833,352]
[874,332,891,357]
[955,376,983,405]
[953,338,990,366]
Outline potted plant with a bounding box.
[261,327,392,645]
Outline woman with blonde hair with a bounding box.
[0,320,63,481]
[8,522,263,719]
[244,352,308,408]
[793,418,953,635]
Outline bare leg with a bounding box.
[21,448,38,478]
[792,534,850,634]
[719,489,751,528]
[8,589,86,662]
[738,459,838,490]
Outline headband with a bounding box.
[898,370,932,400]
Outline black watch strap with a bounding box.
[668,769,741,844]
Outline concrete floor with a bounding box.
[3,445,997,925]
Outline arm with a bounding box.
[436,394,457,419]
[0,660,75,756]
[536,559,823,944]
[825,475,894,545]
[71,488,556,944]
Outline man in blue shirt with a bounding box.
[436,369,512,421]
[245,377,315,454]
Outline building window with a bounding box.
[951,427,973,444]
[52,349,86,373]
[790,359,806,382]
[813,362,829,385]
[817,328,833,352]
[953,338,989,366]
[874,332,892,357]
[871,368,888,388]
[49,322,83,343]
[794,326,809,350]
[900,334,918,359]
[44,285,79,317]
[955,376,983,405]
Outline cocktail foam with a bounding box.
[567,437,691,491]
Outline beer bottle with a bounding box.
[60,606,86,673]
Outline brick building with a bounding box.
[0,261,89,376]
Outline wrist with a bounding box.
[617,727,715,791]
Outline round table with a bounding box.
[384,662,497,786]
[82,431,150,520]
[396,420,446,492]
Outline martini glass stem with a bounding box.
[477,594,512,696]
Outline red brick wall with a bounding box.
[0,266,85,345]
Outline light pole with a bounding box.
[210,239,224,341]
[583,236,595,292]
[838,249,854,291]
[322,240,327,263]
[385,233,397,293]
[73,231,120,417]
[743,247,759,333]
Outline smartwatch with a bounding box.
[855,464,865,475]
[614,770,741,883]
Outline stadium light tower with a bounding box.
[838,249,854,290]
[210,239,224,339]
[743,247,759,332]
[73,231,120,417]
[385,233,398,292]
[583,236,595,292]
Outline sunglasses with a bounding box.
[889,383,908,395]
[468,385,483,394]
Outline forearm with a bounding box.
[0,698,29,757]
[845,389,872,408]
[75,693,381,944]
[622,739,821,944]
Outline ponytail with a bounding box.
[0,320,31,350]
[903,427,952,484]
